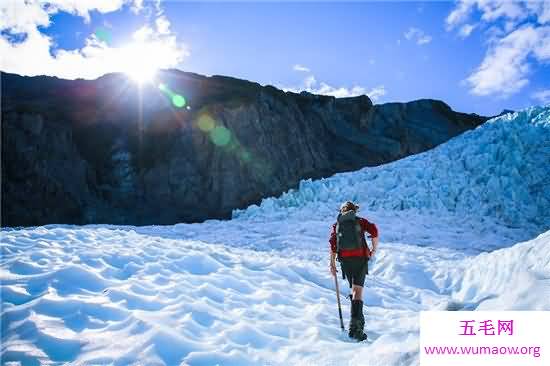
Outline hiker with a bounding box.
[329,201,379,341]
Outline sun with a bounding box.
[126,63,157,84]
[121,42,158,84]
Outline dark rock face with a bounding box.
[1,70,488,226]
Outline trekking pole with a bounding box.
[333,272,345,331]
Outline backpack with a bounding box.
[336,211,367,253]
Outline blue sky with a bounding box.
[1,1,549,115]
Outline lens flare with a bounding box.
[193,111,255,165]
[95,27,112,45]
[197,114,215,132]
[240,150,252,162]
[158,83,187,108]
[210,126,231,146]
[172,95,186,108]
[225,139,239,152]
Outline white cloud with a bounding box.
[446,1,550,98]
[532,89,550,105]
[446,0,474,30]
[156,15,170,35]
[314,83,366,98]
[417,35,432,45]
[44,0,129,23]
[293,64,310,72]
[131,0,145,14]
[0,0,51,33]
[478,0,528,23]
[466,25,550,97]
[447,0,535,30]
[365,85,386,102]
[304,74,316,89]
[133,25,154,42]
[283,74,386,102]
[404,27,432,45]
[0,0,188,79]
[459,23,476,38]
[533,27,550,59]
[528,1,550,24]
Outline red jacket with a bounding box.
[329,217,378,258]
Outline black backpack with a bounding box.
[336,211,366,253]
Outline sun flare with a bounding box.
[121,42,159,84]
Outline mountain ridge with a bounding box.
[2,69,490,226]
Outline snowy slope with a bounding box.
[2,106,550,366]
[2,226,386,366]
[2,226,548,366]
[235,106,550,237]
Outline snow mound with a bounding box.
[2,225,549,365]
[2,226,376,365]
[441,230,550,310]
[234,106,550,232]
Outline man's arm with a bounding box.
[371,236,379,256]
[330,251,337,275]
[329,224,337,253]
[329,224,338,275]
[359,218,379,256]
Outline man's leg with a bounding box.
[341,260,358,337]
[352,284,363,300]
[350,304,366,340]
[350,262,368,341]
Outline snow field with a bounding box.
[2,225,549,365]
[437,230,550,310]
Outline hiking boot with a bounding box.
[348,300,358,338]
[354,331,368,342]
[349,300,367,341]
[348,322,357,338]
[353,319,368,341]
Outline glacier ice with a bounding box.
[235,106,550,234]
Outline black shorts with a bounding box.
[340,257,369,288]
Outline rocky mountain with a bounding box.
[1,70,489,226]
